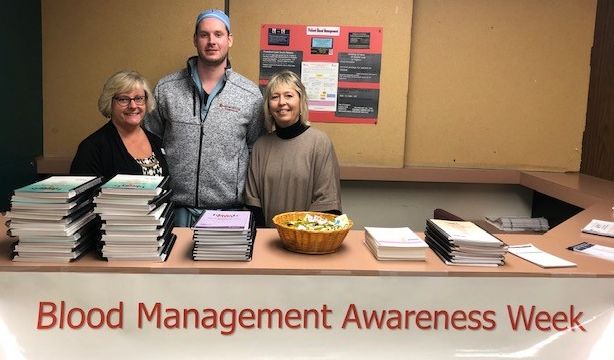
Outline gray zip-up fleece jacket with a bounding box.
[144,57,264,209]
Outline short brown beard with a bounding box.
[199,53,228,67]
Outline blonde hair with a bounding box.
[98,70,155,118]
[263,70,310,133]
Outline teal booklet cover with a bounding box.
[14,176,102,199]
[101,175,167,195]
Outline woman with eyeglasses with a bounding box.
[70,70,168,179]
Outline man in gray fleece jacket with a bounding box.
[144,9,264,226]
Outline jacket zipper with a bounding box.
[194,85,205,208]
[195,122,204,207]
[235,153,240,204]
[192,68,229,208]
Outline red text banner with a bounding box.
[0,273,612,358]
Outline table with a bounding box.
[1,170,613,359]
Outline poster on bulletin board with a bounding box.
[259,24,383,124]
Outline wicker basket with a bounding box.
[272,211,353,254]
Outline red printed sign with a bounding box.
[260,24,383,124]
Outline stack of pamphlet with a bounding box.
[6,176,103,262]
[192,210,255,261]
[364,227,428,260]
[425,219,508,266]
[95,174,176,261]
[568,242,614,262]
[581,219,614,238]
[485,216,549,232]
[508,244,576,268]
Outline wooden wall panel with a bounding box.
[406,0,596,171]
[581,0,614,180]
[41,0,597,172]
[42,0,224,157]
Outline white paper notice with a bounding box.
[569,242,614,262]
[301,62,339,111]
[581,219,614,238]
[508,244,576,268]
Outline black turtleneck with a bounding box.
[275,119,309,139]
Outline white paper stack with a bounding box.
[7,176,103,262]
[485,216,549,232]
[425,219,508,267]
[364,227,428,260]
[581,219,614,238]
[95,175,175,262]
[192,210,255,261]
[568,242,614,262]
[508,244,576,268]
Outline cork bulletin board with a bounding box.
[404,0,596,171]
[230,0,412,167]
[41,0,225,159]
[40,0,596,171]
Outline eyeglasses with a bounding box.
[113,95,147,106]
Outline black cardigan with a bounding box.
[70,120,169,180]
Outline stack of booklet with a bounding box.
[192,210,255,261]
[364,226,428,260]
[485,216,549,232]
[508,244,576,268]
[581,219,614,238]
[95,174,176,262]
[6,176,103,262]
[568,242,614,262]
[425,219,508,266]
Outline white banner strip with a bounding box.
[0,273,612,359]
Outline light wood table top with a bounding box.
[3,169,613,277]
[1,222,612,277]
